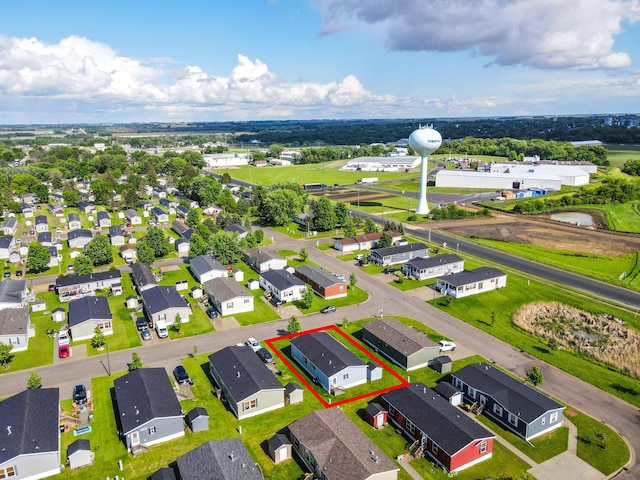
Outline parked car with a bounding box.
[135,317,148,331]
[58,330,70,346]
[382,267,399,274]
[67,264,74,271]
[56,227,62,233]
[206,307,218,319]
[270,297,283,307]
[58,345,70,358]
[73,384,87,404]
[439,340,457,352]
[256,347,274,364]
[48,284,56,292]
[246,337,261,352]
[140,327,152,341]
[320,305,336,314]
[173,365,193,385]
[15,270,22,276]
[3,271,9,278]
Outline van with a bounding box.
[155,320,169,339]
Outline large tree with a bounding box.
[334,202,348,225]
[73,254,94,275]
[311,197,337,232]
[144,226,169,258]
[377,232,393,248]
[363,217,378,233]
[185,208,200,228]
[137,242,155,265]
[261,189,305,226]
[209,230,244,265]
[188,232,208,258]
[26,242,51,273]
[84,234,113,266]
[0,343,13,368]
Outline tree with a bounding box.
[287,316,301,333]
[342,217,356,237]
[377,231,393,248]
[349,273,357,290]
[221,172,232,185]
[334,202,348,225]
[364,217,377,233]
[210,230,244,265]
[91,326,106,349]
[73,254,94,275]
[0,343,13,368]
[342,317,350,329]
[311,197,337,231]
[27,371,43,389]
[594,430,607,450]
[188,232,208,258]
[548,338,559,351]
[261,189,305,226]
[144,226,169,258]
[300,285,314,309]
[254,229,264,244]
[526,366,544,386]
[26,242,51,273]
[84,234,113,266]
[137,242,155,265]
[171,314,182,334]
[299,247,309,262]
[129,352,143,371]
[185,208,200,228]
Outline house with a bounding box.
[48,204,64,216]
[290,331,368,393]
[67,213,82,230]
[203,277,254,316]
[46,246,60,268]
[268,433,292,464]
[402,254,465,280]
[97,211,111,227]
[259,269,306,303]
[2,217,18,236]
[21,203,34,218]
[130,262,158,292]
[185,407,209,433]
[381,383,495,472]
[368,243,429,266]
[208,345,285,420]
[188,255,227,283]
[0,307,30,352]
[436,267,507,298]
[294,264,347,300]
[37,231,52,246]
[0,236,14,259]
[159,198,177,209]
[361,317,441,371]
[151,207,169,224]
[288,408,398,480]
[76,201,94,214]
[140,200,153,211]
[120,245,137,263]
[126,209,142,225]
[68,296,113,341]
[225,223,248,239]
[108,225,125,246]
[0,280,28,310]
[140,285,191,325]
[68,229,93,249]
[55,270,122,302]
[171,220,193,240]
[175,439,263,480]
[451,363,565,441]
[113,368,184,452]
[175,238,190,255]
[176,205,189,218]
[21,193,39,205]
[0,388,61,480]
[35,215,49,233]
[244,247,287,273]
[333,230,403,252]
[67,439,92,469]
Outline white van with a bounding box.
[155,320,168,338]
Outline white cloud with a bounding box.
[313,0,640,69]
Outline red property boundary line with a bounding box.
[265,324,409,408]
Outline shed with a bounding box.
[367,361,383,381]
[284,382,303,405]
[126,296,138,309]
[247,279,260,291]
[267,433,292,464]
[432,355,452,374]
[52,308,66,322]
[190,286,203,299]
[434,381,464,406]
[31,299,46,312]
[185,407,209,433]
[364,402,388,429]
[232,269,244,282]
[175,280,189,291]
[67,439,92,469]
[8,252,21,263]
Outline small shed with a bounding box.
[126,296,138,309]
[267,433,292,464]
[52,308,66,322]
[190,286,203,299]
[367,361,383,381]
[67,439,92,469]
[284,382,303,405]
[364,402,388,429]
[31,300,46,312]
[247,279,260,291]
[175,280,189,291]
[232,269,244,282]
[111,283,123,296]
[432,355,452,374]
[8,252,21,263]
[434,381,464,406]
[185,407,209,433]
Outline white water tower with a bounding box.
[409,125,442,214]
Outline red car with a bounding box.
[58,345,70,358]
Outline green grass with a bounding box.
[605,144,640,169]
[294,285,368,314]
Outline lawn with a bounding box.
[605,144,640,169]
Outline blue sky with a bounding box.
[1,0,639,123]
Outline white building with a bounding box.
[342,156,421,172]
[203,153,249,168]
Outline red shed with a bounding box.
[364,402,388,429]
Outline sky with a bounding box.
[0,0,639,124]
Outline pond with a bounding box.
[550,211,594,226]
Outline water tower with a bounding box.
[409,125,442,214]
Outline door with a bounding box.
[131,431,140,448]
[375,413,384,428]
[479,394,486,406]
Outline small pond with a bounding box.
[550,211,594,226]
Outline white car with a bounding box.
[58,331,70,346]
[439,340,456,352]
[246,337,261,352]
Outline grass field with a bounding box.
[605,144,640,169]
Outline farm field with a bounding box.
[605,144,640,169]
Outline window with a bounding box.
[479,441,488,453]
[541,417,546,425]
[388,405,396,416]
[406,420,416,434]
[508,413,518,426]
[478,282,484,289]
[244,298,250,304]
[243,399,257,411]
[432,443,439,455]
[550,412,558,423]
[149,426,156,435]
[0,466,17,478]
[493,404,503,416]
[468,387,476,399]
[226,301,234,308]
[343,373,349,380]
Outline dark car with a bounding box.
[206,307,218,319]
[320,305,336,314]
[15,270,22,276]
[3,271,9,278]
[140,327,152,341]
[135,317,148,331]
[256,347,274,364]
[48,284,56,291]
[270,297,283,307]
[73,384,87,405]
[173,365,193,385]
[382,267,399,274]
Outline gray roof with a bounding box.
[126,208,140,218]
[204,277,251,303]
[175,439,262,480]
[295,264,345,289]
[288,409,397,480]
[0,388,60,464]
[0,235,13,249]
[68,296,112,327]
[171,221,194,240]
[291,331,366,377]
[364,401,386,417]
[109,225,123,237]
[67,229,92,241]
[260,269,305,291]
[336,230,401,246]
[406,253,463,269]
[363,317,437,356]
[370,242,429,258]
[267,433,290,451]
[151,207,166,217]
[437,267,505,286]
[189,255,226,277]
[2,217,17,229]
[208,346,283,404]
[113,368,182,435]
[35,215,48,225]
[244,247,283,264]
[185,407,208,424]
[0,280,26,304]
[37,232,52,243]
[55,270,121,288]
[130,263,157,289]
[140,286,189,315]
[67,439,90,456]
[284,382,302,395]
[382,383,494,456]
[97,211,110,221]
[149,467,177,480]
[453,363,564,423]
[46,246,58,257]
[434,381,460,399]
[225,223,247,235]
[0,307,29,335]
[68,212,80,222]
